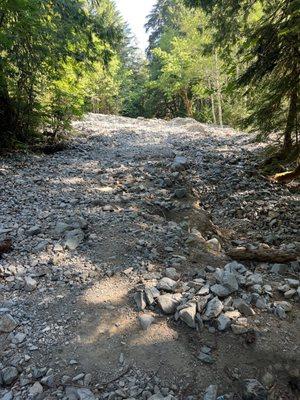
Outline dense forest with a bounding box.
[0,0,299,165]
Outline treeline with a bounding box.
[138,0,299,154]
[0,0,299,155]
[0,0,142,149]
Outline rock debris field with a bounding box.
[0,114,300,400]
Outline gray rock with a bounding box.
[157,277,177,292]
[204,385,218,400]
[178,302,196,328]
[171,156,188,171]
[65,229,84,250]
[1,391,13,400]
[139,315,154,330]
[242,379,267,400]
[29,382,43,397]
[134,292,146,311]
[26,226,41,236]
[210,284,230,298]
[55,222,72,235]
[271,263,288,274]
[203,297,223,320]
[77,388,96,400]
[0,314,17,333]
[284,289,296,299]
[246,274,263,286]
[197,295,210,313]
[216,314,231,331]
[2,367,18,385]
[222,272,239,293]
[165,268,179,281]
[286,278,299,288]
[24,276,37,291]
[236,300,255,317]
[225,261,247,275]
[198,351,214,364]
[144,287,159,305]
[157,294,182,314]
[174,187,187,199]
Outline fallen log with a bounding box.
[227,246,299,263]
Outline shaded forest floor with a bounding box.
[0,114,299,399]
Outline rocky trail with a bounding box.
[0,114,299,400]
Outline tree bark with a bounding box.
[0,60,16,145]
[227,246,299,263]
[181,89,193,117]
[214,51,223,128]
[211,94,217,124]
[284,87,298,150]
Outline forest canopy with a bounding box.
[0,0,299,156]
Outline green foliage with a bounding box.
[187,0,300,150]
[0,0,125,148]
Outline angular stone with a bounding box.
[2,367,18,385]
[197,295,210,313]
[55,222,71,235]
[165,267,179,281]
[24,276,37,291]
[284,289,296,299]
[222,271,239,293]
[0,314,17,333]
[210,284,230,298]
[65,229,84,250]
[204,385,218,400]
[286,279,299,288]
[246,273,263,286]
[242,379,267,400]
[217,314,231,331]
[29,382,43,397]
[198,352,214,364]
[139,314,154,330]
[77,388,96,400]
[271,263,288,274]
[27,226,41,236]
[157,293,182,314]
[133,292,146,311]
[197,286,210,296]
[171,156,188,171]
[178,302,196,328]
[157,277,177,292]
[206,238,221,253]
[203,297,223,320]
[236,300,255,317]
[224,310,241,320]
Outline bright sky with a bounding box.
[115,0,156,51]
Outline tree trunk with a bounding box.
[211,94,216,124]
[214,51,223,128]
[181,89,193,117]
[0,60,16,145]
[284,87,298,150]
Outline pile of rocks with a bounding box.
[135,260,299,337]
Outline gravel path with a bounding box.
[0,114,299,400]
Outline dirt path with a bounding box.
[0,114,299,400]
